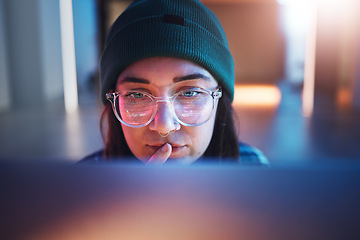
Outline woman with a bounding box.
[84,0,268,165]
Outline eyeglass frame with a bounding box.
[106,87,222,128]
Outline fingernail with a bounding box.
[161,143,170,152]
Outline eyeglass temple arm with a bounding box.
[106,93,115,101]
[213,88,222,99]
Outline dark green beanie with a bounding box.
[100,0,234,104]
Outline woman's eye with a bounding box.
[182,91,199,97]
[125,92,144,99]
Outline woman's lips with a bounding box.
[146,143,186,156]
[146,145,162,153]
[170,145,186,153]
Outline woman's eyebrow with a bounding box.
[118,77,150,84]
[118,73,209,84]
[173,73,210,83]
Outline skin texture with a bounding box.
[115,57,220,164]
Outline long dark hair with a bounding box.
[100,90,240,162]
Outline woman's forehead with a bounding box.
[116,57,218,87]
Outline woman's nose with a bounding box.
[148,101,180,135]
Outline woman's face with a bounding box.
[115,57,219,164]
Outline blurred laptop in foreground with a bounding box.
[1,159,360,240]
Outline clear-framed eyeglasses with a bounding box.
[106,87,222,128]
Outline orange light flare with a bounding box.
[337,87,353,109]
[232,84,282,108]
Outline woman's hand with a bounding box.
[147,143,172,164]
